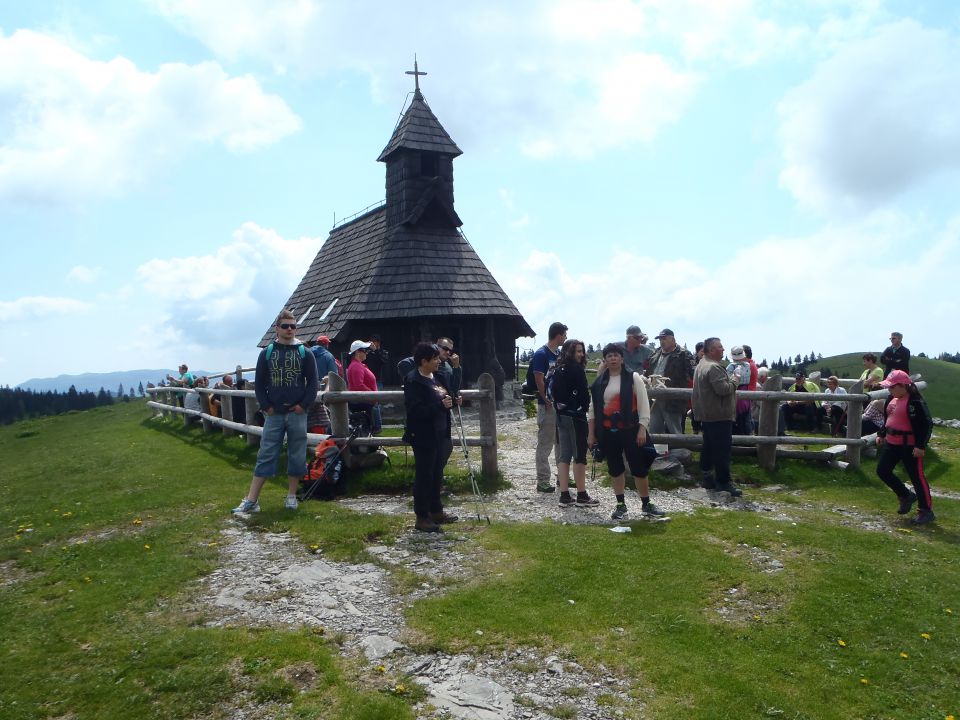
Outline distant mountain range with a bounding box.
[16,369,217,395]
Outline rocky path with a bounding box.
[196,414,934,719]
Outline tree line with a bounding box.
[0,383,146,425]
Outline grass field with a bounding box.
[1,402,958,719]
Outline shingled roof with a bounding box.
[377,90,462,162]
[262,205,533,345]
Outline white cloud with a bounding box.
[778,19,960,214]
[495,211,959,357]
[0,295,91,321]
[136,221,322,347]
[0,29,302,204]
[67,265,102,283]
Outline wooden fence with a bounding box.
[148,368,924,475]
[146,372,500,478]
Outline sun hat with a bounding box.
[730,346,746,361]
[879,369,912,388]
[349,340,371,355]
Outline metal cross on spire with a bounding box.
[405,55,427,93]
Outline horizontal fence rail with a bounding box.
[147,372,500,477]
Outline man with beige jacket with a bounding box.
[691,337,743,497]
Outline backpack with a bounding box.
[522,345,553,398]
[300,438,345,501]
[547,362,579,411]
[544,363,562,405]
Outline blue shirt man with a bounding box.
[531,321,568,492]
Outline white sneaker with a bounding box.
[284,495,299,510]
[232,498,260,514]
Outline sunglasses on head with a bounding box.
[279,323,297,330]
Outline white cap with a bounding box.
[349,340,371,355]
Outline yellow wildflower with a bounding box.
[393,684,407,695]
[84,576,92,583]
[900,652,909,658]
[838,639,846,647]
[921,632,931,640]
[860,678,869,685]
[375,665,386,673]
[132,518,142,525]
[947,608,953,615]
[144,544,151,550]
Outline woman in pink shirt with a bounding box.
[875,370,934,524]
[347,340,380,432]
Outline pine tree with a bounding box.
[138,382,145,397]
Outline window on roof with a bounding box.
[319,298,338,321]
[420,153,437,177]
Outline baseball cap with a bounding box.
[730,346,746,360]
[316,335,331,346]
[880,369,912,388]
[626,325,644,337]
[655,328,674,339]
[349,340,371,354]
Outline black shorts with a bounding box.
[601,427,656,477]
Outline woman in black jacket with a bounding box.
[403,342,458,533]
[552,339,598,507]
[875,370,934,524]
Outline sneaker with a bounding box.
[897,491,917,515]
[429,511,459,524]
[611,503,628,521]
[415,516,443,533]
[284,495,299,510]
[642,502,666,517]
[576,493,600,507]
[231,498,260,514]
[912,510,936,525]
[715,483,743,497]
[536,483,556,493]
[559,493,576,507]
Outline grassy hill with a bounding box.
[1,403,958,719]
[806,353,960,419]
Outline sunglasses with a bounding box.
[438,345,453,352]
[279,323,297,330]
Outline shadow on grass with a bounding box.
[143,416,260,471]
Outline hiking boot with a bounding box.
[715,483,743,497]
[642,502,666,517]
[611,503,628,521]
[701,473,716,490]
[231,498,260,514]
[284,495,299,510]
[430,511,459,524]
[559,493,576,507]
[536,482,556,493]
[897,491,917,515]
[415,517,443,533]
[911,510,936,525]
[576,493,600,507]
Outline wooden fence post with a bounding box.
[244,393,260,447]
[326,373,351,463]
[756,375,781,471]
[478,372,498,480]
[845,380,864,466]
[220,388,236,437]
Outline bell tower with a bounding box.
[377,60,463,229]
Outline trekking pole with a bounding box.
[455,403,491,525]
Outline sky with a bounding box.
[3,0,960,386]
